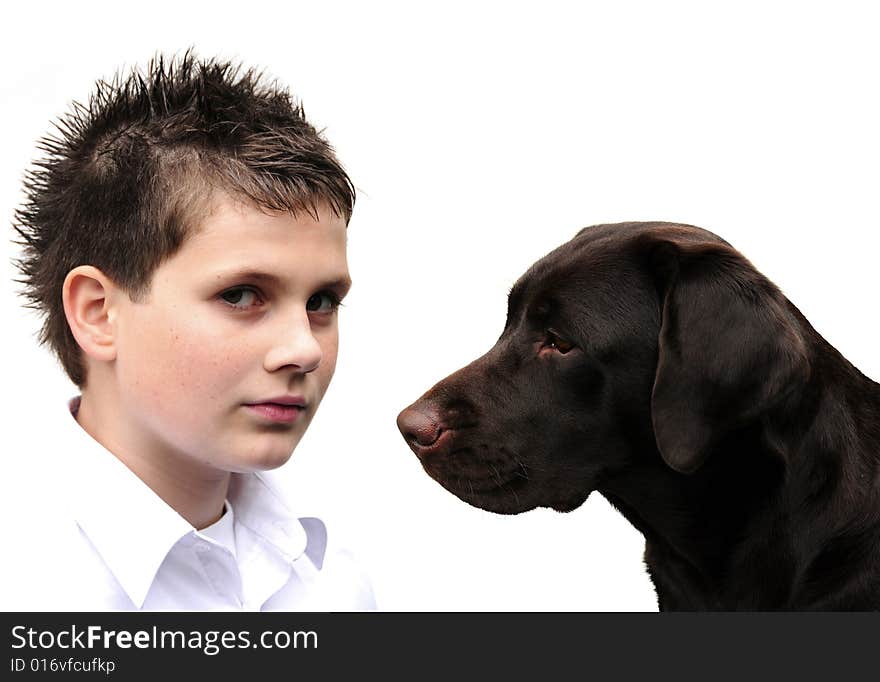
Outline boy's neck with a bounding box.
[75,389,230,530]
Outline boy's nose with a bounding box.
[263,316,322,373]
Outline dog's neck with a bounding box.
[599,431,788,610]
[599,349,880,610]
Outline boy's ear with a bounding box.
[62,266,120,363]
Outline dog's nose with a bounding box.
[397,402,442,449]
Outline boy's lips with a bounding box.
[243,396,307,424]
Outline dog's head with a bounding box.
[397,222,811,514]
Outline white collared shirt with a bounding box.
[1,399,376,611]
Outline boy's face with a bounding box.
[107,197,350,475]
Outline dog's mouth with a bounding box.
[398,409,559,514]
[400,417,595,514]
[420,448,536,513]
[423,455,528,492]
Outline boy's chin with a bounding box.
[221,443,298,474]
[238,449,296,473]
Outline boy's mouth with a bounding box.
[243,396,307,424]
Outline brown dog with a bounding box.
[397,222,880,610]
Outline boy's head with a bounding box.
[13,54,354,474]
[14,52,354,388]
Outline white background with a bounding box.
[1,1,878,611]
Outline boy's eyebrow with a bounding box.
[213,269,352,294]
[320,277,353,295]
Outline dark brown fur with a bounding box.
[397,222,880,610]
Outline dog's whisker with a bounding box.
[508,456,530,480]
[488,463,504,487]
[506,482,521,508]
[505,448,546,474]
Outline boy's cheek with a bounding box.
[118,328,231,408]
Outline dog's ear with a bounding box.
[643,232,811,474]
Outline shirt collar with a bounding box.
[197,500,237,557]
[59,397,319,608]
[227,470,310,562]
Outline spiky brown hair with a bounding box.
[13,51,355,387]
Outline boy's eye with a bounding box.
[307,292,341,313]
[220,287,261,309]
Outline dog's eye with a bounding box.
[544,330,575,354]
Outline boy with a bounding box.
[9,53,375,610]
